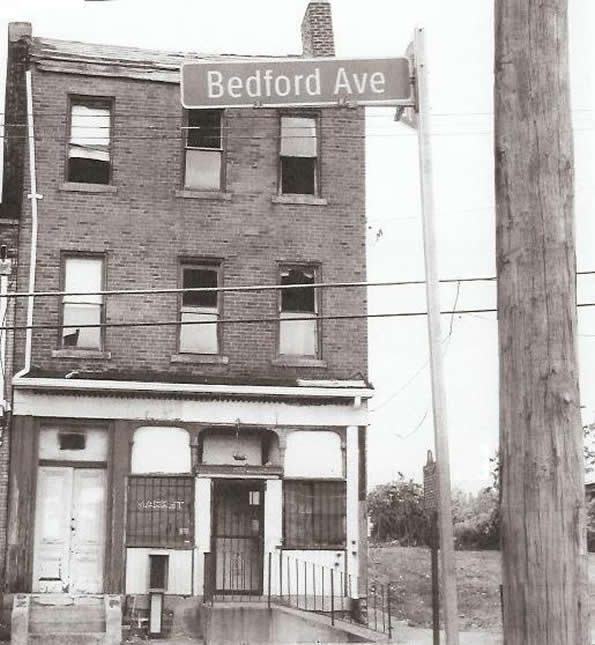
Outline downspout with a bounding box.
[14,68,39,379]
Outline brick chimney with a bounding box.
[301,1,335,57]
[1,22,32,221]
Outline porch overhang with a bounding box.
[12,375,373,402]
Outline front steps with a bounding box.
[11,594,121,645]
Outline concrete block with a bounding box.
[104,594,122,645]
[10,593,29,645]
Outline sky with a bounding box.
[0,0,593,492]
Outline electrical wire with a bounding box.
[390,282,462,436]
[2,270,594,300]
[0,275,499,300]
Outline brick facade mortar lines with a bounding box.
[10,66,367,382]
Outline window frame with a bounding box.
[178,260,223,355]
[182,109,226,191]
[277,263,321,359]
[58,251,107,351]
[65,95,114,185]
[278,111,321,197]
[282,479,347,549]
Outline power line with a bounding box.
[2,271,594,301]
[372,281,462,415]
[0,276,498,300]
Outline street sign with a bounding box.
[181,57,413,109]
[423,449,438,512]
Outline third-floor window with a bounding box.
[184,110,224,191]
[279,114,319,195]
[67,97,112,184]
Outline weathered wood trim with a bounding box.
[35,60,180,84]
[106,420,132,593]
[6,416,37,592]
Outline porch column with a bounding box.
[194,477,212,597]
[346,425,359,598]
[264,478,282,595]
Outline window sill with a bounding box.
[60,182,117,194]
[52,349,111,359]
[282,545,346,551]
[271,356,327,368]
[271,194,328,206]
[175,189,232,201]
[171,353,229,365]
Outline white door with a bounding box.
[33,467,106,593]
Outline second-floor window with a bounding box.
[61,255,105,350]
[279,265,319,357]
[179,264,220,354]
[184,110,223,191]
[68,97,112,184]
[280,115,319,195]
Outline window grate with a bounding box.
[283,480,346,548]
[126,476,194,548]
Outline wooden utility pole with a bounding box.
[494,2,588,643]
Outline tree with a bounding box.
[367,475,428,545]
[495,0,588,642]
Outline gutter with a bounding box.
[14,68,40,379]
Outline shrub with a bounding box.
[368,475,429,545]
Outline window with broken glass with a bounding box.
[184,109,224,191]
[278,266,319,357]
[67,97,112,184]
[279,114,319,195]
[61,255,105,350]
[179,264,220,354]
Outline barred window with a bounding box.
[126,476,193,548]
[283,480,346,548]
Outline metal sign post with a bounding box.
[412,27,460,645]
[424,450,440,645]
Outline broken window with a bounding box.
[280,115,318,195]
[61,256,104,350]
[68,98,111,184]
[279,266,319,357]
[180,264,220,354]
[184,110,223,190]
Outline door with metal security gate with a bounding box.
[213,480,264,595]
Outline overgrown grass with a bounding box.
[368,544,502,631]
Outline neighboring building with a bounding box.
[0,0,371,615]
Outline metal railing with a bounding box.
[203,551,395,638]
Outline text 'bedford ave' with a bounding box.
[181,57,413,109]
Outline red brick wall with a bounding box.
[12,66,367,382]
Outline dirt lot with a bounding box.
[369,544,595,632]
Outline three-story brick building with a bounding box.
[0,2,372,611]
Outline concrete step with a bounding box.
[30,605,104,622]
[29,604,106,633]
[30,620,106,634]
[29,632,105,645]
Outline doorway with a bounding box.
[213,480,264,594]
[32,466,106,593]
